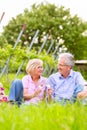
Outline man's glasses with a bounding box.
[58,64,68,67]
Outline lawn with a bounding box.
[0,73,87,130]
[0,102,87,130]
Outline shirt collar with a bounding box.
[59,69,73,79]
[28,74,46,82]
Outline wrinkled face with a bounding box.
[33,63,43,76]
[58,58,71,78]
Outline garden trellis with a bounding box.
[0,28,61,81]
[0,12,5,24]
[0,23,26,78]
[15,29,39,78]
[38,34,49,54]
[15,34,53,77]
[0,12,59,80]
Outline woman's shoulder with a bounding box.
[22,75,31,81]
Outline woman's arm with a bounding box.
[23,88,41,100]
[23,88,34,100]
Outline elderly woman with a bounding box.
[8,59,52,106]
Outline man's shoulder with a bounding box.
[49,72,59,78]
[71,70,81,76]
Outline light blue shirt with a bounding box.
[47,70,86,103]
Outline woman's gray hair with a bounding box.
[58,52,74,66]
[26,58,43,74]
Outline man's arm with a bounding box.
[77,85,87,99]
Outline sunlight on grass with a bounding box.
[0,102,87,130]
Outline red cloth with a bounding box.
[0,87,8,102]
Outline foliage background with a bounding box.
[0,3,87,130]
[0,3,87,59]
[0,2,87,88]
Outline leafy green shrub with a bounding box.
[0,44,57,76]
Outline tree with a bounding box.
[0,2,87,59]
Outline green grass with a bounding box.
[0,74,87,130]
[0,73,25,94]
[0,102,87,130]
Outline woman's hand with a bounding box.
[34,88,41,97]
[24,87,42,100]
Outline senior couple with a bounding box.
[8,52,87,106]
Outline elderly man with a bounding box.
[47,52,87,104]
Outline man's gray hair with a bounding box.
[58,52,74,66]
